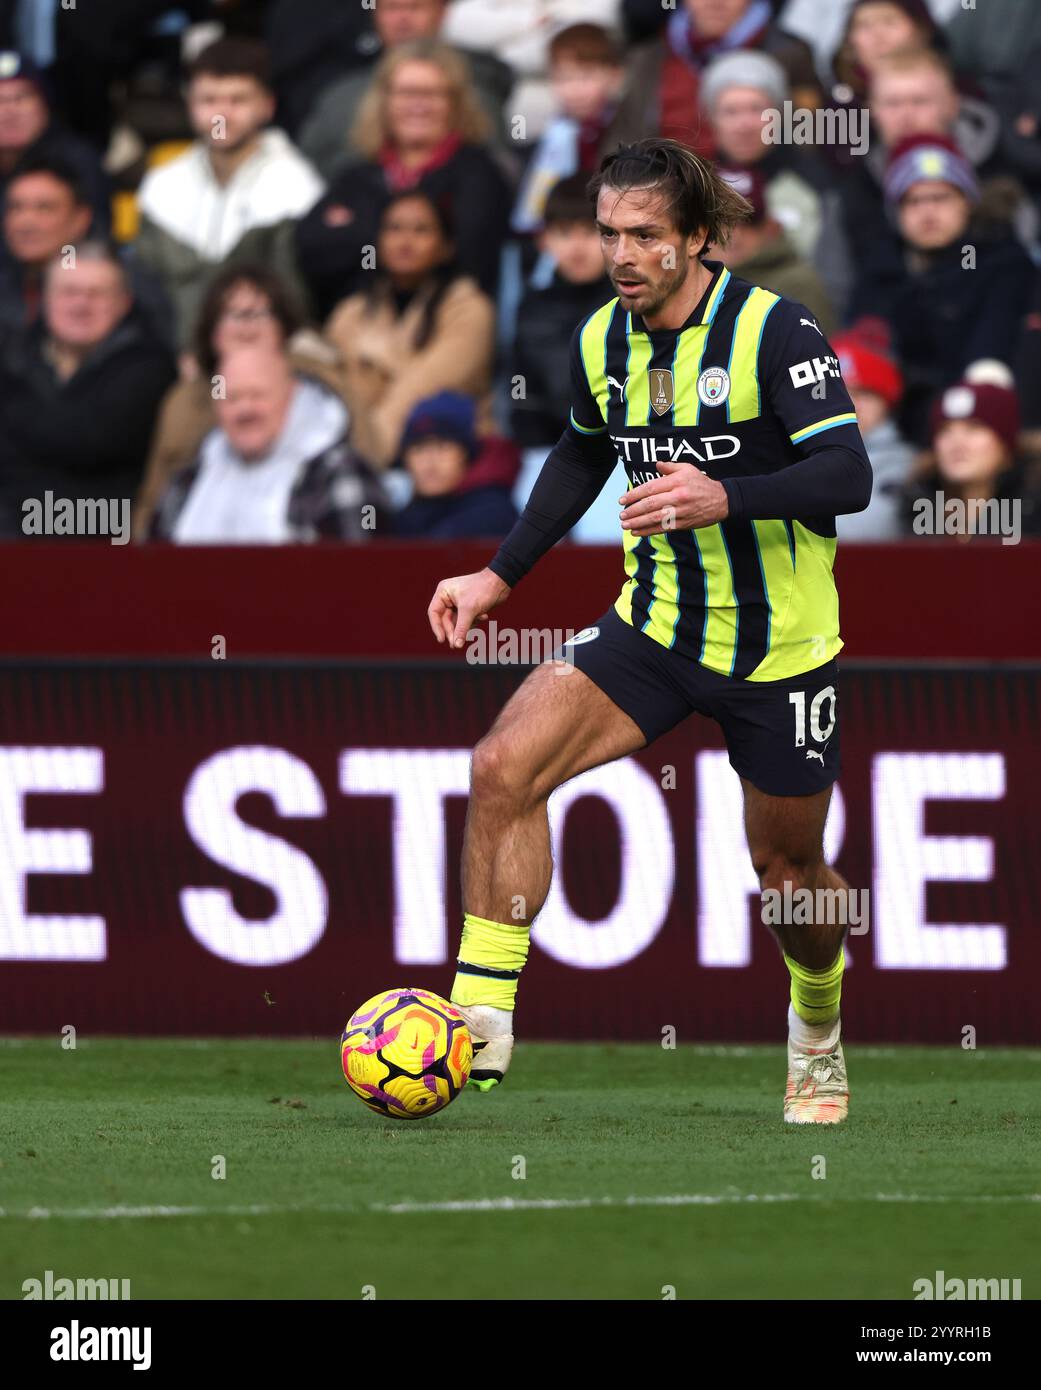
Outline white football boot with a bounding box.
[784,1038,850,1123]
[453,1004,514,1091]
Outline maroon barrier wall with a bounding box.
[1,540,1040,660]
[1,661,1038,1043]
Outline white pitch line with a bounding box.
[2,1193,1040,1220]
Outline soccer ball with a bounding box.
[340,988,473,1119]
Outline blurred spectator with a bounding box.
[0,241,175,537]
[991,44,1041,215]
[701,50,852,314]
[832,318,913,540]
[264,0,380,136]
[715,166,835,330]
[512,25,629,234]
[843,47,1005,262]
[299,0,512,180]
[151,345,383,543]
[296,40,511,319]
[134,38,324,347]
[848,133,1032,443]
[833,0,944,95]
[325,189,494,471]
[944,0,1041,107]
[777,0,960,77]
[823,1,947,169]
[619,0,821,156]
[0,157,90,330]
[391,391,520,539]
[439,0,623,141]
[2,0,212,150]
[906,374,1041,539]
[511,174,613,447]
[0,51,110,234]
[134,263,345,539]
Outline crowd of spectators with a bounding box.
[1,0,1039,546]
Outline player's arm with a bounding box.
[428,326,617,647]
[721,304,872,522]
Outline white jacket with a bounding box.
[137,128,325,263]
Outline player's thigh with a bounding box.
[473,659,646,804]
[742,778,833,881]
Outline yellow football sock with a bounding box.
[784,950,844,1025]
[451,913,530,1011]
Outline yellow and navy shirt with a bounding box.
[567,261,867,682]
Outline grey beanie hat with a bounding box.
[701,50,789,114]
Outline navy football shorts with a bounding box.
[558,606,840,798]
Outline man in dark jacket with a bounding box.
[392,391,519,540]
[511,173,613,447]
[0,155,172,342]
[847,132,1033,444]
[0,241,176,538]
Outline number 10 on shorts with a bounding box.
[789,686,837,748]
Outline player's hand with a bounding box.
[619,458,729,536]
[428,568,511,649]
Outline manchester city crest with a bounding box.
[696,366,731,406]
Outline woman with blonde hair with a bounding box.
[296,39,513,319]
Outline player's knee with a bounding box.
[754,850,820,898]
[470,734,535,813]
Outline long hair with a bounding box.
[587,138,753,253]
[351,39,492,160]
[364,189,459,352]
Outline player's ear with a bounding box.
[690,226,710,261]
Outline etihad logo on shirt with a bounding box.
[611,434,741,465]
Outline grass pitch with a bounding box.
[1,1039,1038,1300]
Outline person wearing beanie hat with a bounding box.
[401,390,479,463]
[883,132,980,215]
[715,164,836,333]
[931,378,1020,459]
[701,49,788,117]
[830,319,913,541]
[701,43,854,317]
[848,123,1032,445]
[0,50,110,235]
[906,375,1040,540]
[393,391,519,540]
[837,45,1004,271]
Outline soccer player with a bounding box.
[427,139,871,1123]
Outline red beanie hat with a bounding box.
[832,318,904,408]
[931,379,1021,454]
